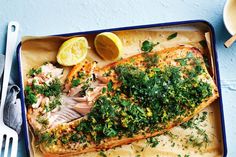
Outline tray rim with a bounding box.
[17,19,227,157]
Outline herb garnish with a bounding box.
[39,132,57,145]
[147,137,159,147]
[45,96,61,112]
[61,135,69,144]
[71,78,80,87]
[28,67,42,77]
[102,87,106,94]
[181,112,210,149]
[178,155,190,157]
[199,40,207,48]
[107,80,113,92]
[174,52,194,66]
[141,40,159,52]
[25,78,62,107]
[25,85,37,105]
[167,32,177,40]
[143,53,158,67]
[98,151,107,157]
[36,116,49,126]
[180,112,208,129]
[43,79,62,97]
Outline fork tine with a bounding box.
[0,134,3,156]
[10,138,18,157]
[3,136,9,157]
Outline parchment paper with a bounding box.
[20,29,223,157]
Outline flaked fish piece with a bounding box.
[26,63,65,131]
[48,106,82,127]
[27,76,44,85]
[68,84,83,96]
[70,81,106,103]
[28,95,84,131]
[95,72,109,83]
[64,83,71,92]
[41,94,95,129]
[40,63,63,77]
[45,83,103,128]
[34,63,63,85]
[68,77,106,97]
[74,102,92,115]
[73,97,88,102]
[50,68,64,78]
[86,84,106,102]
[32,94,44,109]
[73,85,106,102]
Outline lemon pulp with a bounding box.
[57,37,88,66]
[94,32,123,60]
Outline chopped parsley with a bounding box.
[102,87,107,94]
[187,132,209,148]
[28,67,42,77]
[143,53,158,67]
[180,112,210,149]
[177,155,190,157]
[167,32,177,40]
[147,137,159,147]
[174,52,194,66]
[70,71,87,88]
[107,80,113,92]
[25,78,62,106]
[141,40,159,52]
[25,85,37,105]
[39,132,57,145]
[36,116,49,126]
[61,135,69,144]
[199,40,207,48]
[43,79,61,97]
[203,55,210,68]
[98,151,107,157]
[71,78,80,87]
[39,132,51,143]
[70,134,79,142]
[180,112,208,129]
[45,96,61,112]
[103,70,112,77]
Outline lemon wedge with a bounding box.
[57,37,88,66]
[94,32,123,60]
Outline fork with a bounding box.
[0,22,19,157]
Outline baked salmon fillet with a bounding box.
[26,46,218,156]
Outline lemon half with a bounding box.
[94,32,123,60]
[57,37,88,66]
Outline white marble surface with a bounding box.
[0,0,235,156]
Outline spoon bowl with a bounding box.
[223,0,236,35]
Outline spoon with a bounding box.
[224,34,236,48]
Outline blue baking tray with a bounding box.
[17,20,227,157]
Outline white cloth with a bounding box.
[0,54,22,134]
